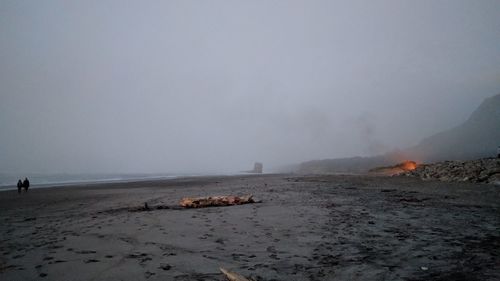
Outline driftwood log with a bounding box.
[180,195,254,208]
[220,267,251,281]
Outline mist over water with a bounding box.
[1,1,499,174]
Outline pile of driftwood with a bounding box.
[180,195,255,208]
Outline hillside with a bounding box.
[299,93,500,174]
[405,93,500,162]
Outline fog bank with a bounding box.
[1,1,499,173]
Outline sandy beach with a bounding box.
[1,174,499,280]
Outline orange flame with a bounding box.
[400,160,417,171]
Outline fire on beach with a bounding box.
[400,160,418,171]
[369,160,419,175]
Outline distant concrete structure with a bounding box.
[252,162,263,173]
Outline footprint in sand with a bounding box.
[269,253,280,260]
[75,250,97,254]
[159,263,172,270]
[266,246,277,253]
[231,253,245,261]
[126,253,152,265]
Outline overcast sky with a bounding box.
[1,1,499,173]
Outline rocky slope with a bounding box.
[403,158,500,184]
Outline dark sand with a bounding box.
[1,174,499,280]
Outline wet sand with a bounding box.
[0,174,499,280]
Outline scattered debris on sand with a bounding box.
[403,158,499,184]
[180,195,255,208]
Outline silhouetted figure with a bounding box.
[23,177,30,192]
[17,179,23,194]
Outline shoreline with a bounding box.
[0,175,181,192]
[0,172,264,192]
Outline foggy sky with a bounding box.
[1,1,499,174]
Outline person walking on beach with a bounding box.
[17,179,23,194]
[23,177,30,192]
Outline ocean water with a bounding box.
[0,173,181,191]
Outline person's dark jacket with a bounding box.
[23,178,30,191]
